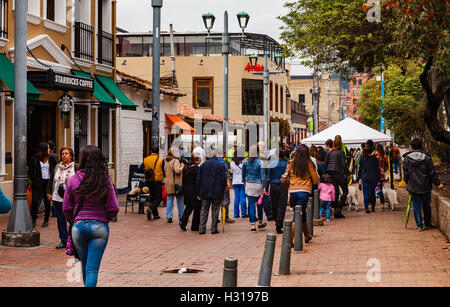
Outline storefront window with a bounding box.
[242,79,263,116]
[193,77,213,108]
[74,105,88,161]
[98,108,109,161]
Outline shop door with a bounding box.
[27,103,56,164]
[143,121,151,157]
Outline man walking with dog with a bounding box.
[403,139,444,231]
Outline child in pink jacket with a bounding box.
[318,174,335,221]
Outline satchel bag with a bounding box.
[66,197,86,260]
[144,156,159,183]
[173,161,183,197]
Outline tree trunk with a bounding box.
[420,57,450,145]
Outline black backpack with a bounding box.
[144,156,159,183]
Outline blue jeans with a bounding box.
[363,181,377,211]
[247,196,258,224]
[166,194,185,218]
[54,201,68,245]
[233,184,247,217]
[72,220,109,287]
[320,200,332,220]
[393,159,400,174]
[290,191,310,223]
[412,193,431,228]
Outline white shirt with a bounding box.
[193,146,206,165]
[230,160,244,185]
[40,161,50,180]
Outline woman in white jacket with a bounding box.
[230,154,248,218]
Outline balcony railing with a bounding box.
[74,22,93,62]
[0,0,8,39]
[97,30,113,67]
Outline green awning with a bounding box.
[96,74,137,111]
[71,70,119,109]
[0,53,42,100]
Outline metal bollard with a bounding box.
[257,233,277,287]
[279,220,292,275]
[313,190,320,219]
[222,257,238,287]
[294,206,303,252]
[307,197,313,236]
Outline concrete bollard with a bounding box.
[307,197,313,236]
[313,190,320,219]
[279,220,292,275]
[294,206,303,252]
[222,257,238,287]
[313,190,324,226]
[257,233,277,287]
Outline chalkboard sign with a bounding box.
[128,165,146,191]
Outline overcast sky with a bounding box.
[116,0,312,75]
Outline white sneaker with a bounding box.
[326,219,331,222]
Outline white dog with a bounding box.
[338,186,359,211]
[382,188,399,211]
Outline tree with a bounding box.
[358,63,426,145]
[279,0,450,144]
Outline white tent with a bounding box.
[301,118,393,146]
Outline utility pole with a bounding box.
[151,0,162,153]
[222,11,229,154]
[327,76,331,127]
[263,52,269,147]
[380,64,385,133]
[169,24,178,89]
[2,0,40,247]
[311,68,320,134]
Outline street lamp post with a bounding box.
[249,53,284,147]
[380,64,385,133]
[2,0,40,247]
[202,11,249,155]
[151,0,162,153]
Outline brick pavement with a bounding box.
[0,186,448,287]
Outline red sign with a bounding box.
[245,63,264,72]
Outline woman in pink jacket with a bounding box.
[318,174,335,221]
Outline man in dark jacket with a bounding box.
[403,139,444,231]
[196,153,227,234]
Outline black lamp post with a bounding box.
[248,52,285,147]
[202,11,249,155]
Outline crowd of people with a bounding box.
[15,135,444,287]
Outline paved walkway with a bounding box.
[0,186,448,287]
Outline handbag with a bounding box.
[66,197,86,260]
[173,161,183,197]
[57,183,66,198]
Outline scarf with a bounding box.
[55,162,75,185]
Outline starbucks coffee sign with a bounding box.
[27,70,94,92]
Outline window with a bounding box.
[353,78,356,85]
[0,0,7,39]
[46,0,55,21]
[269,81,273,111]
[280,86,284,113]
[275,84,279,112]
[358,79,362,85]
[97,108,110,161]
[193,77,213,108]
[298,94,305,104]
[74,105,89,162]
[242,79,263,116]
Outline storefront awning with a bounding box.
[166,114,195,135]
[96,74,137,111]
[72,70,119,109]
[0,53,42,100]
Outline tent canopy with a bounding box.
[301,118,393,146]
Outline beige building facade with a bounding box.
[117,32,292,146]
[0,0,122,200]
[288,72,342,136]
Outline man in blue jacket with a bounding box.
[0,188,11,214]
[196,153,227,234]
